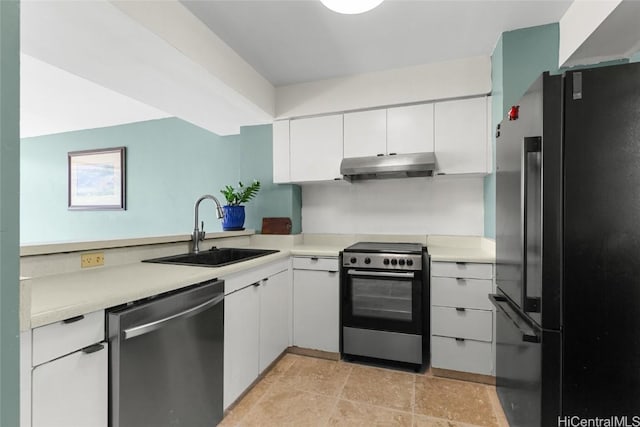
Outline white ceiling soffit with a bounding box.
[560,0,640,67]
[21,0,275,136]
[181,0,573,87]
[21,54,171,138]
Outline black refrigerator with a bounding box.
[491,63,640,427]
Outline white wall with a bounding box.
[301,177,484,235]
[275,56,491,119]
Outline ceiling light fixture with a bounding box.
[320,0,384,15]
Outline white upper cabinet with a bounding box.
[343,110,387,158]
[289,115,343,182]
[434,97,490,175]
[343,104,435,159]
[272,120,290,183]
[387,103,434,155]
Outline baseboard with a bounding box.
[287,346,340,361]
[431,367,496,385]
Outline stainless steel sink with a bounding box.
[142,247,279,267]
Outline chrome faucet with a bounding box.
[192,195,225,254]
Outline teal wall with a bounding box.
[630,51,640,63]
[485,23,559,238]
[0,1,20,425]
[21,118,301,244]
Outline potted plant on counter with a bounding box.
[220,180,261,231]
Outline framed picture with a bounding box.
[68,147,126,210]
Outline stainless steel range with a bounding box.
[340,242,430,369]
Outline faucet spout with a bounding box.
[192,195,225,254]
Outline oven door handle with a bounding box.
[347,269,415,279]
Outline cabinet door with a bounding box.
[343,109,387,158]
[387,103,434,155]
[32,343,108,427]
[272,120,290,183]
[224,285,260,409]
[293,269,340,352]
[259,270,290,373]
[290,115,343,182]
[434,97,489,174]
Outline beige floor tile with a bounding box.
[278,354,352,396]
[219,380,273,427]
[239,382,337,426]
[413,414,480,427]
[340,365,416,412]
[485,386,510,427]
[262,353,302,384]
[414,377,498,427]
[328,399,412,426]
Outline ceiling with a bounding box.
[182,0,573,86]
[21,0,578,137]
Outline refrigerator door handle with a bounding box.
[489,294,541,344]
[522,136,542,314]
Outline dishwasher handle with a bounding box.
[123,293,224,340]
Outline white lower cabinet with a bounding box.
[293,257,340,353]
[259,269,290,372]
[431,261,495,376]
[30,309,108,427]
[224,282,260,409]
[223,261,291,409]
[32,344,108,427]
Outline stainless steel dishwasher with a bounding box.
[107,278,224,427]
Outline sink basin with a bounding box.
[142,247,279,267]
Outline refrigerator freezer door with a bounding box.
[491,293,561,427]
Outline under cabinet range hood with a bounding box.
[340,152,437,181]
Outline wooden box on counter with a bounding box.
[261,217,292,235]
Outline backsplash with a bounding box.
[301,176,484,235]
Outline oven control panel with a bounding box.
[342,253,422,271]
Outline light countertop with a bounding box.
[23,235,494,331]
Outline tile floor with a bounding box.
[219,354,510,427]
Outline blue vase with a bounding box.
[222,205,245,230]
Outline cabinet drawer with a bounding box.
[431,306,492,342]
[33,310,104,366]
[431,261,493,279]
[431,336,493,375]
[32,343,108,427]
[431,277,493,310]
[293,256,339,272]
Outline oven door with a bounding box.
[342,268,422,335]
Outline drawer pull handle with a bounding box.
[456,278,466,282]
[62,315,85,324]
[310,257,319,261]
[263,278,269,282]
[455,262,466,266]
[455,307,466,312]
[82,343,104,354]
[328,271,338,274]
[253,282,261,287]
[455,337,465,342]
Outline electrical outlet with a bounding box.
[81,252,104,268]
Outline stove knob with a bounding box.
[364,257,371,265]
[391,259,398,266]
[407,259,414,266]
[399,259,406,266]
[350,257,357,264]
[383,259,390,265]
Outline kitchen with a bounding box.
[2,1,640,426]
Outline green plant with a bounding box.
[220,180,261,206]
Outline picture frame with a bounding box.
[68,147,126,210]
